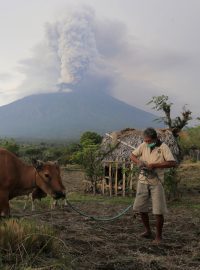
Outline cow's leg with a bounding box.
[23,195,29,211]
[23,199,27,210]
[60,198,67,208]
[31,194,36,211]
[0,191,10,217]
[50,199,57,210]
[64,199,67,207]
[50,199,67,209]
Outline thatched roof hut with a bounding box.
[101,128,180,163]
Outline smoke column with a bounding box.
[45,7,99,86]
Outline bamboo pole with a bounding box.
[102,164,105,195]
[130,163,133,192]
[115,159,118,196]
[122,159,126,197]
[101,178,105,195]
[109,163,112,196]
[105,133,136,150]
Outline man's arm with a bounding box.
[146,160,177,170]
[147,143,177,170]
[130,154,144,167]
[130,143,144,166]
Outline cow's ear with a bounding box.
[32,159,44,171]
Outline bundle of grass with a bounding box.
[0,219,71,269]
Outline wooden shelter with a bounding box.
[99,128,180,197]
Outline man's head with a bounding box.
[143,128,158,148]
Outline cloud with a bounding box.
[17,6,100,96]
[1,5,195,115]
[0,73,14,81]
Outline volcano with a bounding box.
[0,90,159,140]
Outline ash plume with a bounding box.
[15,5,188,110]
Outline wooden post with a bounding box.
[102,164,105,195]
[109,163,112,196]
[101,178,105,195]
[130,163,133,194]
[122,159,126,197]
[115,158,118,196]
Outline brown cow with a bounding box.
[0,148,66,217]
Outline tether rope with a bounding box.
[14,198,133,222]
[65,198,133,221]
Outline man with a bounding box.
[130,128,177,244]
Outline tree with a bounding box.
[0,139,19,154]
[72,144,104,194]
[80,131,102,146]
[71,131,103,194]
[179,126,200,150]
[147,95,192,199]
[147,95,192,136]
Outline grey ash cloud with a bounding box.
[14,5,195,114]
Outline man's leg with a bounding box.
[140,212,152,238]
[154,214,164,243]
[133,182,151,237]
[151,183,167,244]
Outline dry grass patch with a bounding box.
[0,218,72,269]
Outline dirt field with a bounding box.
[10,166,200,270]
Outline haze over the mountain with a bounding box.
[0,90,159,140]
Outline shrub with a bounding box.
[0,139,19,154]
[164,168,180,200]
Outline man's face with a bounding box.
[144,136,155,144]
[144,136,157,148]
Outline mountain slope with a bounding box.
[0,91,159,139]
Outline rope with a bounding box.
[65,198,133,221]
[16,199,133,222]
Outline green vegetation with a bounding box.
[164,168,180,200]
[180,126,200,150]
[0,138,19,154]
[71,132,104,194]
[80,131,102,146]
[147,95,192,136]
[0,219,71,269]
[67,192,134,205]
[169,198,200,210]
[18,142,82,164]
[0,131,104,167]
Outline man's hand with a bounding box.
[137,161,147,168]
[130,154,142,166]
[130,154,146,168]
[146,163,156,170]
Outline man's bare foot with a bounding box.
[140,231,153,239]
[152,238,162,245]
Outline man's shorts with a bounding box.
[133,181,168,215]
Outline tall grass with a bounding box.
[0,219,71,269]
[67,192,134,205]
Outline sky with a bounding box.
[0,0,200,120]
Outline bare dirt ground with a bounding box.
[11,168,200,270]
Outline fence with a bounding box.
[100,159,137,197]
[189,149,200,161]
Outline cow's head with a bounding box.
[32,159,66,200]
